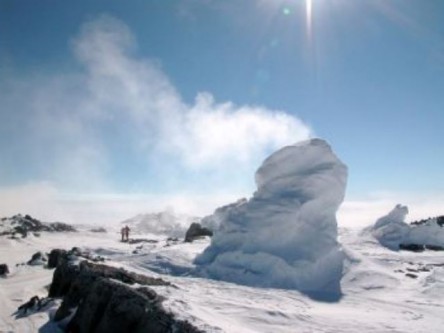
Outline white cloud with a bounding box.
[0,15,312,222]
[71,15,312,170]
[170,92,311,167]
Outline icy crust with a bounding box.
[371,205,444,250]
[195,139,348,300]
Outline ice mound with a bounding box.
[371,205,444,250]
[195,139,347,300]
[370,204,410,250]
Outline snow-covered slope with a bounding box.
[195,139,347,300]
[120,209,200,238]
[3,226,444,333]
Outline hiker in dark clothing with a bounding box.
[123,225,130,242]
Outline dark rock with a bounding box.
[185,223,213,242]
[425,244,444,251]
[67,279,201,333]
[49,260,202,332]
[49,261,80,299]
[411,215,444,227]
[405,273,418,279]
[128,238,158,245]
[27,251,47,265]
[399,244,425,252]
[47,249,68,269]
[0,263,9,276]
[400,243,444,252]
[418,266,431,272]
[48,222,76,232]
[18,296,42,314]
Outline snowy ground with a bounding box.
[1,226,444,332]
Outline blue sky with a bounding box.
[0,0,443,224]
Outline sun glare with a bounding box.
[306,0,313,39]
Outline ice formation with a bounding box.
[195,139,347,300]
[370,204,410,250]
[371,205,444,250]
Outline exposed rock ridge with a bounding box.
[48,254,202,332]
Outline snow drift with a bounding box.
[195,139,348,300]
[370,204,444,250]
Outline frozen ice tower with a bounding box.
[195,139,348,300]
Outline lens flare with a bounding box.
[306,0,313,39]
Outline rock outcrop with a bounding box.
[48,252,202,332]
[0,214,76,238]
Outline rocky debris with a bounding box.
[18,296,42,314]
[0,263,9,276]
[27,251,48,266]
[394,263,433,277]
[0,214,76,238]
[48,260,202,332]
[128,238,159,245]
[425,244,444,251]
[399,244,425,252]
[411,216,444,227]
[16,296,54,316]
[47,247,105,269]
[399,243,444,252]
[185,223,213,243]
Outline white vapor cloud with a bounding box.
[0,15,311,222]
[72,15,311,169]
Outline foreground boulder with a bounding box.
[195,139,347,301]
[185,223,213,242]
[48,259,202,332]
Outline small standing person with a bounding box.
[120,227,125,242]
[124,225,130,242]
